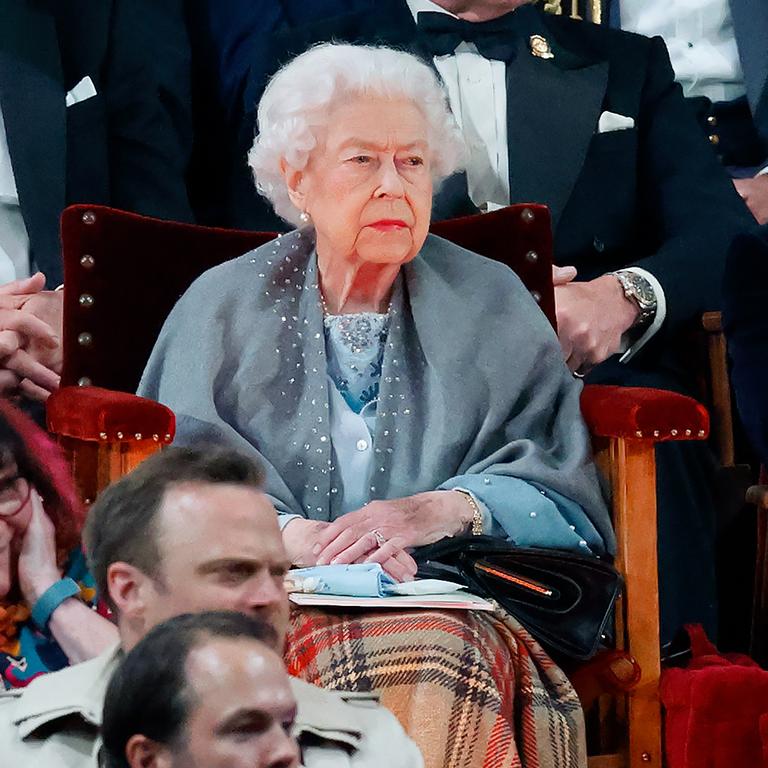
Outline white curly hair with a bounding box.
[248,42,466,227]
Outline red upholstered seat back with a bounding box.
[60,204,554,392]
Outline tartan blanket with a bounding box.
[286,606,587,768]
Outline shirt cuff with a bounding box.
[617,267,667,364]
[278,513,302,531]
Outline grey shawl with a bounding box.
[138,230,615,552]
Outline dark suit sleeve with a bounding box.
[723,225,768,466]
[102,0,193,222]
[629,35,752,337]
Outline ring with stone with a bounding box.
[372,529,387,547]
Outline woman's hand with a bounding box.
[17,490,62,606]
[312,491,472,573]
[282,518,332,566]
[283,515,418,582]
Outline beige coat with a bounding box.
[0,645,423,768]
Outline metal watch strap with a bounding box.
[612,270,657,327]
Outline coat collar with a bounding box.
[6,642,368,753]
[290,676,367,750]
[9,644,120,737]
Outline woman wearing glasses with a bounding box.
[0,401,117,688]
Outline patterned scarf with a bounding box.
[0,602,29,655]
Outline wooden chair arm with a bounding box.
[46,386,175,503]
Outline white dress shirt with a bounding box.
[0,105,30,283]
[407,0,509,210]
[407,0,664,360]
[620,0,746,103]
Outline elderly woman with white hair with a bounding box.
[140,43,613,768]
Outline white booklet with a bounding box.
[288,591,494,611]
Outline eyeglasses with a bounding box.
[0,475,31,518]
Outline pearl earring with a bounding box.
[299,210,310,224]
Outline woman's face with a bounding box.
[285,96,434,267]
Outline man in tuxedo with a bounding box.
[192,0,752,643]
[617,0,768,224]
[0,0,193,399]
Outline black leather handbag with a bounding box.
[414,536,622,660]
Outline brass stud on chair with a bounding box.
[653,430,660,437]
[77,332,93,346]
[99,432,108,440]
[530,290,542,303]
[670,429,678,436]
[134,433,142,440]
[152,434,159,441]
[78,293,94,308]
[685,429,692,436]
[80,254,96,269]
[77,376,92,387]
[525,250,539,263]
[116,431,124,440]
[698,429,705,437]
[82,210,96,225]
[635,431,643,438]
[521,207,535,223]
[164,434,172,442]
[641,753,652,763]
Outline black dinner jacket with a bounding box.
[0,0,193,286]
[230,1,752,359]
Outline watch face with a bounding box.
[623,273,655,310]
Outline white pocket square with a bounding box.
[597,111,635,133]
[65,76,97,107]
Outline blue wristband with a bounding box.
[31,578,81,630]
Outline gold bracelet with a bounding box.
[454,489,484,536]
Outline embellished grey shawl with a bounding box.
[138,230,615,552]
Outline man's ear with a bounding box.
[126,734,174,768]
[280,157,307,213]
[107,562,152,621]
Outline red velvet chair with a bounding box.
[47,203,709,768]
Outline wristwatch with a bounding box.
[612,270,657,328]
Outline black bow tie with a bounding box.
[415,11,521,61]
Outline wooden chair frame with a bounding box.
[47,205,712,768]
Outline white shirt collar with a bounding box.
[405,0,459,22]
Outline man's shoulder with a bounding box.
[0,646,117,734]
[291,676,388,725]
[0,651,115,768]
[540,10,660,67]
[290,677,422,766]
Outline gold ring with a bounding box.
[372,529,387,547]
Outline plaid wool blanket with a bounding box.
[286,606,587,768]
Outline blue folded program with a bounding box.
[289,563,396,597]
